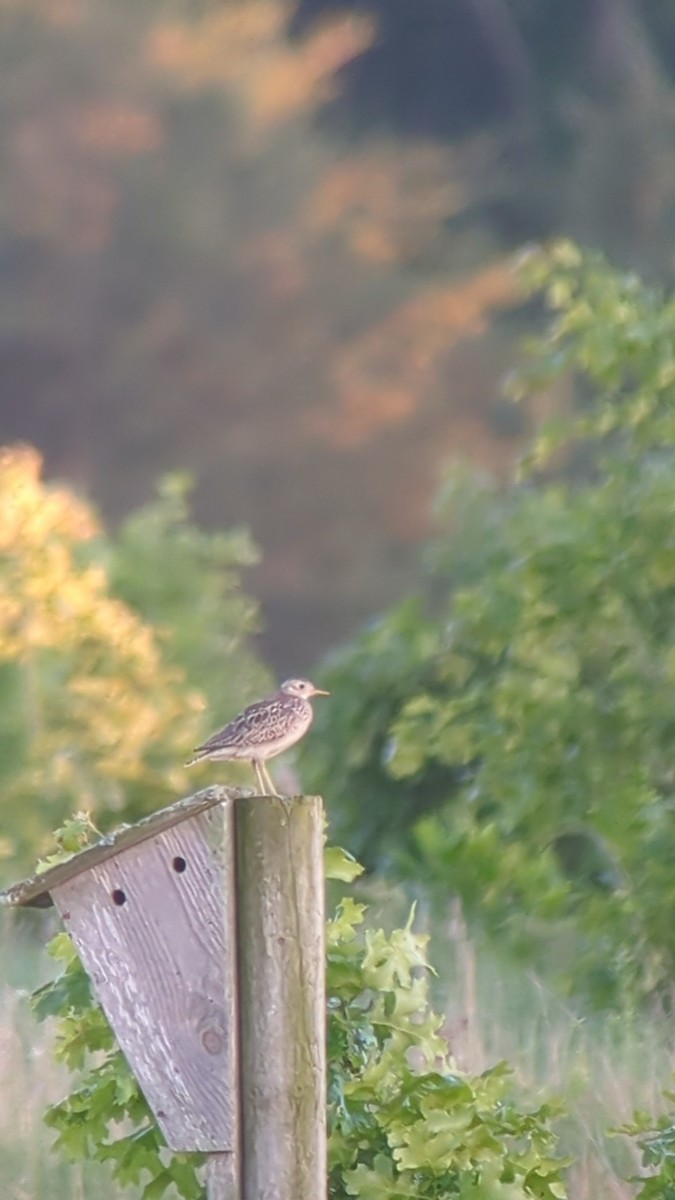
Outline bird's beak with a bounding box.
[312,688,330,696]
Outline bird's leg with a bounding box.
[261,762,277,794]
[252,759,267,793]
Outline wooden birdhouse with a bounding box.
[1,785,326,1200]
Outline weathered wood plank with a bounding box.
[206,1151,240,1200]
[235,795,326,1200]
[51,800,240,1158]
[0,786,250,909]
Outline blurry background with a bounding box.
[4,1,675,1198]
[4,0,675,670]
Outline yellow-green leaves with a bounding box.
[327,869,568,1199]
[326,844,365,882]
[0,448,266,878]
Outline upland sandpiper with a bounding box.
[186,678,329,793]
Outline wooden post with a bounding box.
[207,1152,239,1199]
[233,796,326,1200]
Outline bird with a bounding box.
[186,678,329,794]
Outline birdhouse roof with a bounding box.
[0,786,248,909]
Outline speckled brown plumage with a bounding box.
[186,678,329,793]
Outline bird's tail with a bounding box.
[185,749,207,767]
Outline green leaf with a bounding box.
[325,845,365,882]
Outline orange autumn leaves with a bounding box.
[6,0,518,457]
[147,4,374,133]
[316,262,516,447]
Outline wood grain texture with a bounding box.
[51,800,240,1159]
[207,1151,240,1200]
[235,795,326,1200]
[1,786,249,909]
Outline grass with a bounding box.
[355,875,669,1198]
[432,901,669,1199]
[0,891,671,1199]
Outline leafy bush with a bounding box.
[301,243,675,1009]
[0,448,266,877]
[327,857,568,1200]
[617,1106,675,1200]
[31,824,568,1199]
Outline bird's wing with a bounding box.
[192,697,287,755]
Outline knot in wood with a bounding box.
[201,1026,224,1056]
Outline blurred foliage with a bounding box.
[7,0,675,670]
[299,0,675,274]
[302,242,675,1010]
[33,830,569,1199]
[2,0,519,652]
[617,1103,675,1200]
[0,446,266,879]
[3,0,675,675]
[109,471,269,712]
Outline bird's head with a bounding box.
[280,678,330,699]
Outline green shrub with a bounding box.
[301,243,675,1010]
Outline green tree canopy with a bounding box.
[302,243,675,1010]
